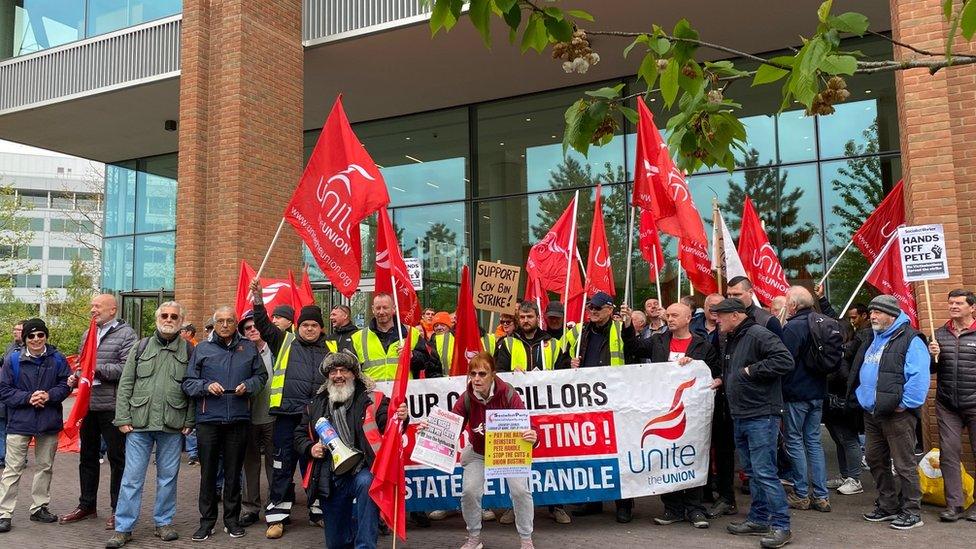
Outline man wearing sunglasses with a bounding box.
[236,312,275,529]
[61,294,138,531]
[107,302,194,547]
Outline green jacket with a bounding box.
[114,333,194,433]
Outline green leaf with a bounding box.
[469,0,492,47]
[817,0,834,23]
[787,37,828,108]
[563,100,587,156]
[617,106,638,125]
[943,0,955,21]
[671,19,700,62]
[661,57,680,107]
[495,0,518,12]
[753,63,789,86]
[820,54,857,75]
[520,13,548,53]
[623,34,649,58]
[962,0,976,39]
[430,0,453,35]
[502,2,521,32]
[567,9,595,22]
[584,84,625,99]
[543,7,564,20]
[829,12,869,35]
[678,61,704,95]
[650,37,671,55]
[544,16,574,42]
[638,53,659,88]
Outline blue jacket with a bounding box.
[782,308,828,402]
[0,345,71,435]
[181,333,267,424]
[855,312,929,413]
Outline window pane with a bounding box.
[86,0,182,37]
[392,202,467,310]
[19,191,47,208]
[28,246,42,259]
[2,0,85,59]
[135,155,177,233]
[51,193,73,209]
[104,162,136,236]
[477,86,626,198]
[134,233,175,290]
[101,236,133,292]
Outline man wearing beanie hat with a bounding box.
[249,280,331,538]
[271,305,295,332]
[848,295,928,530]
[0,318,71,532]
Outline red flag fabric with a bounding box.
[236,260,307,320]
[299,267,315,306]
[369,329,411,540]
[287,270,304,317]
[585,185,616,297]
[451,266,482,376]
[62,317,98,440]
[235,260,257,320]
[526,194,584,298]
[523,271,549,320]
[564,290,585,326]
[854,180,905,262]
[738,196,790,304]
[678,240,717,295]
[638,209,665,282]
[375,208,422,326]
[866,234,918,327]
[285,96,391,298]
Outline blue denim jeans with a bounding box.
[0,413,7,464]
[185,429,198,459]
[322,468,379,549]
[115,431,183,533]
[733,415,790,530]
[784,400,828,499]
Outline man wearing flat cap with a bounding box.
[847,295,928,531]
[712,297,795,549]
[249,279,332,538]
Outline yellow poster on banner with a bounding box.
[485,409,532,479]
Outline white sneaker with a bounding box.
[429,510,451,520]
[837,477,864,495]
[482,510,496,521]
[460,536,483,549]
[499,509,516,524]
[826,477,845,490]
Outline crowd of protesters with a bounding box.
[0,276,973,549]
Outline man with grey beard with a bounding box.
[295,352,407,549]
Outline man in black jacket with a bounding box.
[495,301,567,372]
[714,298,795,549]
[727,277,784,340]
[295,352,407,549]
[928,289,976,522]
[622,302,721,528]
[327,305,358,354]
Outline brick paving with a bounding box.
[1,449,974,548]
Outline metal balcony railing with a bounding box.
[304,0,431,44]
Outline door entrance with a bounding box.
[119,290,174,337]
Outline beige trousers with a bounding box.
[0,433,59,518]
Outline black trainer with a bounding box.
[191,525,214,542]
[890,512,923,530]
[615,506,633,524]
[239,512,258,528]
[653,510,683,525]
[760,528,792,549]
[30,506,58,523]
[939,507,965,522]
[862,507,899,522]
[0,518,10,533]
[688,511,709,529]
[706,499,737,519]
[727,520,772,536]
[224,524,246,538]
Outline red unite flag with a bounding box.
[738,196,790,304]
[854,180,905,262]
[451,266,482,376]
[523,271,550,322]
[585,185,615,297]
[866,235,918,327]
[62,317,99,441]
[526,195,584,298]
[375,208,422,326]
[638,209,665,282]
[369,331,411,540]
[285,96,391,298]
[236,260,308,320]
[634,98,716,294]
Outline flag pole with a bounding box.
[712,199,723,294]
[819,239,855,286]
[562,191,580,310]
[840,234,897,317]
[676,260,682,305]
[256,218,287,279]
[624,205,637,307]
[391,495,399,549]
[390,272,405,347]
[653,246,662,303]
[923,279,937,341]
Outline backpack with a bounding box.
[8,349,67,384]
[806,312,843,375]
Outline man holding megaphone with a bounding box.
[295,352,407,549]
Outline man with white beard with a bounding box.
[295,352,407,549]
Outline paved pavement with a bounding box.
[1,448,974,548]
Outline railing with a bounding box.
[304,0,431,44]
[0,15,181,114]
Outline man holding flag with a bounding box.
[296,352,407,549]
[0,318,71,533]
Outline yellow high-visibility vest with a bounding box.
[268,331,296,409]
[500,336,561,371]
[352,326,421,381]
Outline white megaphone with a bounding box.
[314,417,363,475]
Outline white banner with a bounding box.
[376,362,715,511]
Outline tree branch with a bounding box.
[584,29,794,70]
[855,56,976,74]
[865,29,976,60]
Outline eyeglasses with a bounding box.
[468,371,490,378]
[26,332,46,340]
[499,319,514,325]
[243,324,257,331]
[329,366,352,375]
[159,313,180,320]
[214,318,236,326]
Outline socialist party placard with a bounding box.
[485,409,533,479]
[898,224,950,282]
[375,363,715,511]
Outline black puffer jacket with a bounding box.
[253,301,330,415]
[932,322,976,411]
[79,321,138,412]
[720,318,795,418]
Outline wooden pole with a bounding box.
[923,279,937,341]
[676,262,682,306]
[256,217,287,278]
[840,234,897,317]
[391,493,399,549]
[819,239,855,287]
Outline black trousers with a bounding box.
[711,395,736,504]
[79,409,126,510]
[662,487,705,517]
[197,422,249,528]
